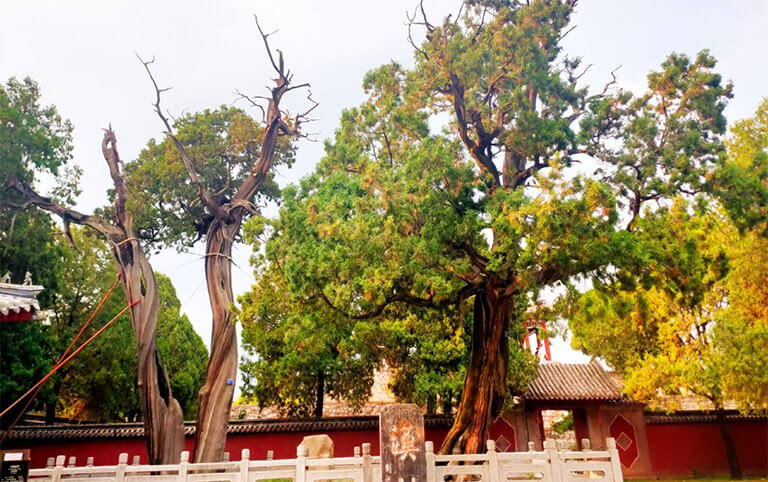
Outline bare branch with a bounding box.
[6,174,117,238]
[137,53,231,221]
[235,90,267,122]
[406,6,430,60]
[254,16,287,82]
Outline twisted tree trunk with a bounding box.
[112,236,185,464]
[7,130,185,463]
[192,218,239,462]
[142,20,315,461]
[439,283,511,454]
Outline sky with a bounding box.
[2,1,767,386]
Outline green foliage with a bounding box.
[239,2,735,422]
[551,412,574,434]
[714,99,768,235]
[238,262,378,416]
[123,106,295,251]
[1,76,74,421]
[0,77,75,191]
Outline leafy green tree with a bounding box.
[566,203,753,478]
[238,263,375,417]
[1,76,73,427]
[252,1,729,455]
[568,99,768,479]
[123,106,291,251]
[714,99,768,234]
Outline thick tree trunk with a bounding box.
[439,285,511,454]
[715,406,742,479]
[113,239,185,464]
[193,218,239,462]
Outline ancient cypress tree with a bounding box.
[138,19,315,461]
[259,0,732,455]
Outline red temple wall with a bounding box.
[646,419,768,477]
[14,427,451,469]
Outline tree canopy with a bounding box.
[236,0,732,455]
[123,106,295,252]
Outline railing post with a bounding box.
[544,440,562,482]
[46,457,55,469]
[267,450,274,461]
[132,455,141,465]
[487,440,501,482]
[581,439,591,451]
[296,444,308,482]
[240,448,250,482]
[86,456,94,467]
[606,438,623,482]
[362,443,373,482]
[116,453,128,482]
[178,450,190,482]
[224,452,230,462]
[425,441,436,482]
[67,456,77,468]
[528,441,535,452]
[52,455,65,482]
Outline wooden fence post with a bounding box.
[487,440,501,482]
[362,443,373,482]
[177,450,189,481]
[116,453,128,482]
[544,440,562,482]
[606,438,623,482]
[424,441,436,482]
[52,455,65,482]
[240,448,250,482]
[296,444,308,482]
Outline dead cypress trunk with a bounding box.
[192,218,239,462]
[143,22,315,462]
[439,284,511,454]
[715,406,742,479]
[114,241,185,464]
[8,129,186,463]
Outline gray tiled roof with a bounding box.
[5,416,454,442]
[525,361,624,401]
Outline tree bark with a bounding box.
[6,130,186,464]
[192,218,240,462]
[113,237,185,464]
[439,284,511,454]
[715,406,742,479]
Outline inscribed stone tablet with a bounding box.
[380,404,426,482]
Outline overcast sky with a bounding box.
[2,1,767,384]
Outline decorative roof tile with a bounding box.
[0,278,43,317]
[524,360,624,401]
[6,416,454,442]
[645,411,767,424]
